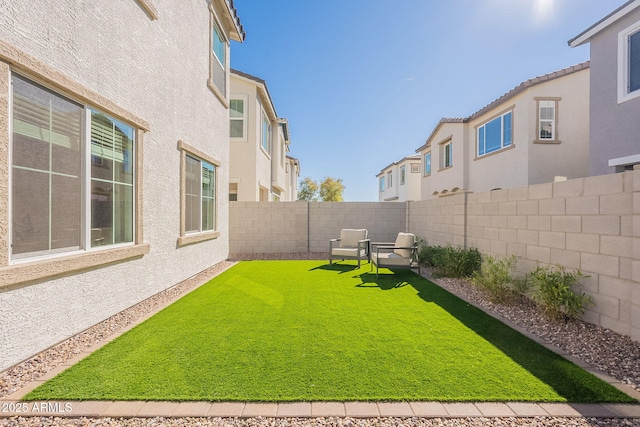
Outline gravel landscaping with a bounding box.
[1,254,640,426]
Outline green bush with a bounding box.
[527,265,593,321]
[471,255,522,303]
[419,245,481,278]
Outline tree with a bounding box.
[297,177,319,201]
[319,177,345,202]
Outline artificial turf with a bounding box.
[24,260,635,402]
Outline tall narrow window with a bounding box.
[629,30,640,93]
[379,176,385,192]
[11,74,137,259]
[261,110,272,154]
[229,98,245,138]
[442,142,453,168]
[538,100,556,141]
[387,171,393,188]
[209,13,228,101]
[400,165,406,185]
[424,152,431,176]
[90,110,135,246]
[185,155,216,233]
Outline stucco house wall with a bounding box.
[417,63,590,200]
[0,0,243,371]
[574,4,640,175]
[230,70,291,202]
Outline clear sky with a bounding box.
[230,0,627,202]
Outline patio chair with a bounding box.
[371,232,419,278]
[329,229,370,268]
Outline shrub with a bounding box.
[527,265,593,321]
[471,255,521,303]
[419,245,481,278]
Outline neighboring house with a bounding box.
[0,0,244,371]
[377,155,422,202]
[416,62,590,200]
[229,69,298,202]
[285,155,301,201]
[569,0,640,174]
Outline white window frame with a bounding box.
[379,176,385,192]
[411,163,420,173]
[618,20,640,104]
[229,96,247,141]
[535,98,560,143]
[261,109,272,155]
[476,110,513,157]
[400,165,406,185]
[441,141,453,169]
[177,140,220,247]
[387,170,393,188]
[10,74,138,262]
[208,5,229,106]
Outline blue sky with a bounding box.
[230,0,626,202]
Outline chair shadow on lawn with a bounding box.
[310,262,364,274]
[357,268,635,404]
[357,271,409,290]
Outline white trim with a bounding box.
[618,20,640,104]
[569,1,640,47]
[608,153,640,166]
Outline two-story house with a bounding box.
[569,0,640,174]
[229,69,299,202]
[0,0,244,371]
[377,155,422,202]
[416,62,591,200]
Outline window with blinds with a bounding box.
[11,74,136,259]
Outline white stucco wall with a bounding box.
[0,0,236,370]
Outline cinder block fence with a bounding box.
[230,170,640,342]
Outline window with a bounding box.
[229,98,245,138]
[229,183,238,201]
[536,99,560,142]
[185,155,215,233]
[261,110,272,154]
[379,176,385,192]
[178,140,220,246]
[477,111,512,157]
[424,152,431,176]
[411,163,420,173]
[11,74,136,260]
[387,171,393,188]
[618,22,640,103]
[400,165,406,185]
[440,141,453,169]
[208,9,228,103]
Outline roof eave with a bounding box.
[569,0,640,47]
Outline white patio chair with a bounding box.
[329,229,370,268]
[371,232,419,278]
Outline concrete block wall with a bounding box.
[229,201,406,254]
[229,171,640,341]
[409,170,640,341]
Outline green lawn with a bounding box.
[25,260,635,403]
